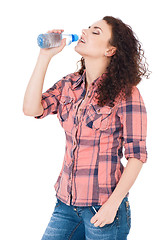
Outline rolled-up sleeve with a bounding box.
[117,87,147,163]
[34,78,63,119]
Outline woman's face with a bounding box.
[75,20,112,59]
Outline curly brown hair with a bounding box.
[76,16,151,107]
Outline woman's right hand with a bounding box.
[39,29,66,59]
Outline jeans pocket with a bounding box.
[89,205,119,229]
[91,205,102,214]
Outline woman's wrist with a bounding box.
[37,51,52,65]
[38,50,53,62]
[104,194,123,210]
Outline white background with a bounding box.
[1,0,158,239]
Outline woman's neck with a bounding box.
[84,57,110,87]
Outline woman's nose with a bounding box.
[82,29,87,35]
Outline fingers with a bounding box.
[90,214,98,224]
[91,218,105,228]
[57,38,66,51]
[99,222,106,228]
[94,220,101,227]
[47,29,64,34]
[61,38,66,46]
[40,29,66,55]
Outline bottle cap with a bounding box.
[72,34,79,42]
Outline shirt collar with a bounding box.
[72,70,86,89]
[72,69,107,90]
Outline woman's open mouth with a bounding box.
[78,36,86,44]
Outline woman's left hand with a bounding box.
[90,200,119,228]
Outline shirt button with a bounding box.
[88,95,91,98]
[97,109,100,113]
[74,141,76,145]
[79,108,82,111]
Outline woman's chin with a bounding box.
[74,45,87,57]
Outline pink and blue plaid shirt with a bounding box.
[35,70,147,206]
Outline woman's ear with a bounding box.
[105,46,116,57]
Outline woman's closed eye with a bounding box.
[88,26,100,35]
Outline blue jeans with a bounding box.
[41,196,131,240]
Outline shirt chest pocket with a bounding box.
[85,103,112,131]
[57,96,74,122]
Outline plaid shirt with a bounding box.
[35,70,147,206]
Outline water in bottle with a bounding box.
[37,33,79,48]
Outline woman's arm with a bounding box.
[91,87,147,227]
[23,30,66,116]
[107,157,143,206]
[23,54,51,116]
[90,157,143,227]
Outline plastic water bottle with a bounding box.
[37,33,79,48]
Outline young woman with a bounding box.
[23,16,150,240]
